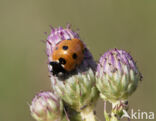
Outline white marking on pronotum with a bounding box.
[48,64,53,71]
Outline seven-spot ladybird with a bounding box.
[49,38,85,75]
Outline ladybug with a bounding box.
[49,38,85,76]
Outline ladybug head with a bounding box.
[49,61,67,76]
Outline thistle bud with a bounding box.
[30,91,63,121]
[96,49,142,103]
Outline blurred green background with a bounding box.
[0,0,156,121]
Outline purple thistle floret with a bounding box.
[30,91,63,121]
[46,24,96,74]
[96,48,142,103]
[97,48,139,77]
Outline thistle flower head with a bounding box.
[96,48,142,103]
[46,25,98,112]
[46,25,79,62]
[46,24,96,73]
[30,91,63,121]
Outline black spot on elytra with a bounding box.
[72,53,77,59]
[59,58,66,65]
[62,46,68,50]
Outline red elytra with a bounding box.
[52,38,85,72]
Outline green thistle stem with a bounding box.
[104,111,110,121]
[104,101,120,121]
[104,101,110,121]
[110,116,119,121]
[104,111,119,121]
[80,106,97,121]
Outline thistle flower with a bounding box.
[46,25,98,121]
[96,48,142,103]
[47,25,79,62]
[30,91,64,121]
[46,24,96,72]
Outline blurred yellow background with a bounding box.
[0,0,156,121]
